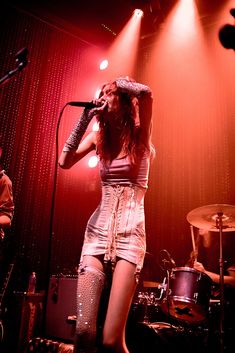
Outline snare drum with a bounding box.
[161,267,212,324]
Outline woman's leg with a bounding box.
[102,259,137,353]
[74,255,106,353]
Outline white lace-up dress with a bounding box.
[80,150,150,274]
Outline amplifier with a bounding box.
[45,276,77,342]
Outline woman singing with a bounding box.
[59,77,154,353]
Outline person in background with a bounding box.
[59,76,154,353]
[193,228,235,352]
[0,146,14,241]
[194,261,235,288]
[193,228,235,289]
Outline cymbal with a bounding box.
[187,204,235,232]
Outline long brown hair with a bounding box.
[96,86,141,165]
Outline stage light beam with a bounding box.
[102,8,143,79]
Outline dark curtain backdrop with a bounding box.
[0,4,235,292]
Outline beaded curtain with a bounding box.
[0,6,102,290]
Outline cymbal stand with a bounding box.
[142,293,150,324]
[165,269,172,320]
[216,212,225,353]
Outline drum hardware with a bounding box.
[158,248,213,325]
[133,291,160,324]
[143,278,167,301]
[159,249,176,271]
[186,203,235,353]
[158,249,177,319]
[161,267,212,325]
[143,281,161,288]
[132,278,168,324]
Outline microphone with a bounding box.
[15,47,28,63]
[163,249,176,268]
[67,101,100,109]
[15,47,28,71]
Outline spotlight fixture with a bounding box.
[88,156,98,168]
[99,59,109,70]
[134,9,144,18]
[219,8,235,50]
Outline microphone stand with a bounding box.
[0,61,27,87]
[0,49,28,87]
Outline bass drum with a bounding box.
[126,321,207,353]
[161,267,212,324]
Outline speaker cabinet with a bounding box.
[45,276,77,342]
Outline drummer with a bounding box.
[193,228,235,351]
[194,262,235,288]
[193,228,235,289]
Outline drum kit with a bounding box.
[129,204,235,353]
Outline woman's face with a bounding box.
[100,83,120,114]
